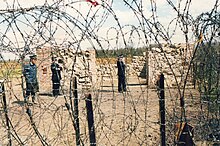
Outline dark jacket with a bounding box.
[23,63,38,84]
[51,62,62,82]
[117,60,125,76]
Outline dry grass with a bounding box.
[0,61,22,78]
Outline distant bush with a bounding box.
[96,47,148,58]
[193,44,219,107]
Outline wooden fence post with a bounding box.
[85,94,96,146]
[1,80,12,145]
[158,74,166,146]
[146,47,149,86]
[73,77,80,146]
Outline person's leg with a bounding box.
[118,76,122,92]
[25,83,31,103]
[53,82,59,96]
[52,81,56,96]
[31,90,36,103]
[57,82,61,95]
[31,83,37,103]
[122,76,126,91]
[54,83,59,96]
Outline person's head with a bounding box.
[118,54,123,61]
[30,54,37,64]
[51,57,57,63]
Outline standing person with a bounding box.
[117,54,126,93]
[51,57,62,97]
[23,54,39,104]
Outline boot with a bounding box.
[32,97,37,104]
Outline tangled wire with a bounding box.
[0,0,219,145]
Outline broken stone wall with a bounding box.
[148,43,194,87]
[36,44,194,94]
[36,47,96,95]
[96,43,194,88]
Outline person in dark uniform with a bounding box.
[51,57,62,97]
[23,54,39,104]
[117,54,126,92]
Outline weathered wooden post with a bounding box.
[73,77,80,146]
[146,46,149,86]
[157,74,166,146]
[1,80,12,145]
[85,94,96,146]
[21,56,26,100]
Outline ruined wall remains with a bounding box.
[96,43,194,88]
[36,43,194,94]
[36,47,53,93]
[36,47,96,95]
[148,43,194,87]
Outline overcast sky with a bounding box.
[0,0,218,60]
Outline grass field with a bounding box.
[1,57,131,78]
[0,61,22,79]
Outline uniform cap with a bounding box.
[118,54,123,58]
[30,54,37,60]
[51,57,57,61]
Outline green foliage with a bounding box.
[194,44,219,103]
[96,47,147,58]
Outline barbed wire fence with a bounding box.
[0,0,219,145]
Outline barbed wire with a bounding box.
[0,0,219,145]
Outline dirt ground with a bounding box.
[0,76,217,146]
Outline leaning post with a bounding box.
[1,80,12,145]
[73,77,80,146]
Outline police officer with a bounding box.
[117,54,126,92]
[51,57,62,97]
[23,54,39,104]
